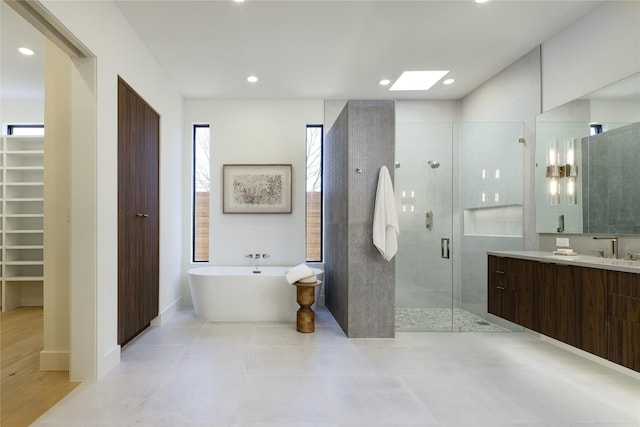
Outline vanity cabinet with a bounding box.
[488,256,517,323]
[607,270,640,371]
[576,267,607,358]
[488,256,535,328]
[488,255,608,360]
[537,263,579,347]
[537,263,607,357]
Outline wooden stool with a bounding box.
[291,280,321,333]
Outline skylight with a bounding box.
[389,70,449,91]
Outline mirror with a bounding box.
[535,73,640,234]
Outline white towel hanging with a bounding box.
[373,165,399,261]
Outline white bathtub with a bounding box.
[187,266,323,321]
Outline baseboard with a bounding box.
[151,296,182,326]
[536,332,640,381]
[182,295,194,308]
[40,350,69,371]
[98,345,121,379]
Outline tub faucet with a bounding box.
[245,253,254,259]
[593,236,619,259]
[262,253,270,259]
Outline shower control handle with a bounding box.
[425,211,433,230]
[441,238,450,259]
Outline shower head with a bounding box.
[427,160,440,169]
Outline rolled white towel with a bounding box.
[285,263,315,284]
[297,274,317,284]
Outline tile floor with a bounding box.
[395,308,507,332]
[33,306,640,427]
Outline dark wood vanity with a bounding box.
[488,253,639,373]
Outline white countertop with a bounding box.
[487,250,640,274]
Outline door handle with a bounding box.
[441,238,450,259]
[135,213,149,218]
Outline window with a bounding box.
[193,124,210,262]
[7,124,44,136]
[306,125,323,262]
[590,123,603,135]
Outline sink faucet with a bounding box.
[593,236,619,259]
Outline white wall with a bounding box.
[456,47,541,327]
[542,1,640,112]
[41,0,184,380]
[183,100,323,295]
[461,47,541,249]
[0,100,44,132]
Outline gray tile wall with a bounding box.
[325,100,396,338]
[583,122,640,234]
[325,106,350,331]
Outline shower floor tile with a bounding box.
[395,308,508,332]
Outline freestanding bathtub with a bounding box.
[187,266,323,322]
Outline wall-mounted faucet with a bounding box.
[593,236,619,259]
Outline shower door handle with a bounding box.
[441,238,450,259]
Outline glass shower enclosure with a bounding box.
[395,121,524,332]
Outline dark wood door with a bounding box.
[487,256,517,323]
[118,77,159,345]
[554,264,579,347]
[576,267,607,358]
[513,258,535,330]
[536,261,557,338]
[487,256,504,317]
[607,270,640,372]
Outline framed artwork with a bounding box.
[222,164,292,213]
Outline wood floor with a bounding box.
[1,307,79,427]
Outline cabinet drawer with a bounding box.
[608,317,640,371]
[608,294,640,323]
[608,271,640,298]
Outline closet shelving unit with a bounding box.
[1,135,44,311]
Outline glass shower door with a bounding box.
[395,122,455,331]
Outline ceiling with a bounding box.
[2,0,605,102]
[1,1,46,101]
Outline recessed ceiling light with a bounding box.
[443,78,455,85]
[379,79,391,86]
[233,0,245,3]
[475,0,489,3]
[247,75,258,83]
[389,70,449,91]
[18,47,34,56]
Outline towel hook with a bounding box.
[356,168,363,173]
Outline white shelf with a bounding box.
[5,182,44,186]
[2,135,44,311]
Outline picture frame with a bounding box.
[222,164,292,214]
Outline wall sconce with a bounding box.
[546,138,578,205]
